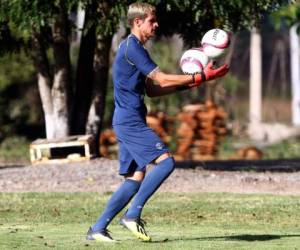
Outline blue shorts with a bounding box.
[113,123,169,175]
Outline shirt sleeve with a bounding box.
[126,38,158,76]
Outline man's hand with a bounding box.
[203,61,229,81]
[189,61,229,88]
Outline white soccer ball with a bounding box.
[201,28,230,59]
[180,48,209,74]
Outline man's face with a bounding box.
[138,12,158,39]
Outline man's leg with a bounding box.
[125,154,175,219]
[91,171,144,232]
[120,153,175,241]
[87,171,144,242]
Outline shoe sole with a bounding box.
[86,234,116,242]
[120,219,151,242]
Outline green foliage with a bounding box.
[93,1,129,36]
[0,0,292,48]
[149,40,181,74]
[0,51,35,91]
[145,39,182,115]
[0,21,22,55]
[103,70,115,126]
[0,0,294,141]
[263,138,300,159]
[219,136,300,160]
[0,192,300,249]
[0,51,44,140]
[155,0,291,46]
[0,0,130,39]
[0,136,30,162]
[0,0,78,34]
[223,73,243,95]
[271,1,300,28]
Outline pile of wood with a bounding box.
[232,146,263,160]
[99,112,171,158]
[99,103,228,161]
[99,129,117,158]
[174,100,228,161]
[146,111,171,144]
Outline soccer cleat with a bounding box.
[120,216,151,241]
[86,227,116,242]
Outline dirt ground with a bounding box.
[1,158,300,195]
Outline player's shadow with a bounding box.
[150,234,300,243]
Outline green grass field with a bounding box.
[1,192,300,250]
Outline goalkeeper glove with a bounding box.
[189,61,229,88]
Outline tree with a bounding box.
[155,0,290,45]
[0,0,127,154]
[272,2,300,125]
[0,0,291,154]
[249,27,262,125]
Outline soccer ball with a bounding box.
[180,48,210,74]
[201,29,230,59]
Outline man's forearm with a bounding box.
[147,68,193,88]
[145,78,178,97]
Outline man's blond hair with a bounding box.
[127,2,156,27]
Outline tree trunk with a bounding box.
[52,0,72,138]
[86,34,113,156]
[249,27,262,124]
[38,74,56,138]
[71,4,96,135]
[290,23,300,126]
[31,32,55,138]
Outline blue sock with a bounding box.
[92,179,141,232]
[126,157,175,219]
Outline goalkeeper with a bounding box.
[86,1,229,242]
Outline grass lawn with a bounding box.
[0,192,300,249]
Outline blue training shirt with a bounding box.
[112,34,157,126]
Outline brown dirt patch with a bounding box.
[1,158,300,195]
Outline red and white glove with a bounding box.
[188,61,229,88]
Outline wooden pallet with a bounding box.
[29,135,95,165]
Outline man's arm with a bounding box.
[148,68,193,87]
[145,62,229,97]
[145,68,193,97]
[145,77,177,97]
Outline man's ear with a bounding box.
[134,17,144,28]
[133,17,140,27]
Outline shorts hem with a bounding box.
[141,149,170,166]
[119,166,147,176]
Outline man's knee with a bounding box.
[155,152,172,164]
[125,171,145,182]
[157,156,175,174]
